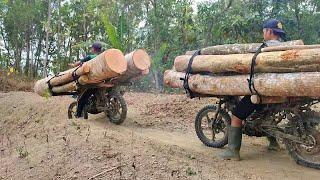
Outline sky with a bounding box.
[192,0,208,11]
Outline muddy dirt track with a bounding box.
[0,92,319,179]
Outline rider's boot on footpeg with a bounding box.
[219,126,242,161]
[267,136,280,151]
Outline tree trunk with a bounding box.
[57,0,62,71]
[34,32,44,77]
[25,26,31,75]
[185,40,304,55]
[174,48,320,74]
[43,0,51,77]
[14,46,22,73]
[29,39,34,77]
[164,70,320,97]
[153,69,163,92]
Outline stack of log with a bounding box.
[34,49,151,96]
[164,40,320,104]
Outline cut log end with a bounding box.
[132,49,151,71]
[104,49,127,74]
[34,77,51,96]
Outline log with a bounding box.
[34,76,53,96]
[51,81,78,93]
[250,95,312,104]
[250,95,288,104]
[261,44,320,52]
[77,49,127,84]
[111,49,151,83]
[163,70,320,97]
[34,49,126,96]
[49,64,90,86]
[185,40,304,55]
[174,48,320,74]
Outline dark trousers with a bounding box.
[76,88,96,117]
[232,96,265,120]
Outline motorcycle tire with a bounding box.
[195,105,230,148]
[105,91,127,125]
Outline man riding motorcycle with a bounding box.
[69,42,103,118]
[219,19,287,160]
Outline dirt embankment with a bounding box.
[0,71,34,92]
[1,92,319,179]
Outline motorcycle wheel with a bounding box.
[105,91,127,125]
[284,111,320,169]
[195,105,230,148]
[67,101,88,119]
[68,101,77,119]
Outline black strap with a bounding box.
[46,76,56,95]
[72,66,81,81]
[180,50,201,99]
[247,42,267,103]
[47,66,81,96]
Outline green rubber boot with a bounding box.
[267,136,280,151]
[219,126,242,161]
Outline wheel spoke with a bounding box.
[206,114,212,128]
[211,128,215,141]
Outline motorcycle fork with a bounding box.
[213,99,223,121]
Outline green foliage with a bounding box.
[101,15,125,52]
[16,146,29,159]
[152,43,169,71]
[186,167,197,176]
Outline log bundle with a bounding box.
[34,49,151,96]
[165,41,320,102]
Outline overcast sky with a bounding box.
[192,0,214,12]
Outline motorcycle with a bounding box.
[67,85,127,125]
[195,96,320,169]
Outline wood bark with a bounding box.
[174,48,320,74]
[164,70,320,97]
[51,82,78,93]
[250,95,288,104]
[185,40,304,55]
[261,44,320,52]
[48,64,90,86]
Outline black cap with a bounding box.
[92,42,102,51]
[263,19,285,34]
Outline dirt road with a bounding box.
[0,92,319,179]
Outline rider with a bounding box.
[69,42,103,118]
[69,42,103,67]
[219,19,286,160]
